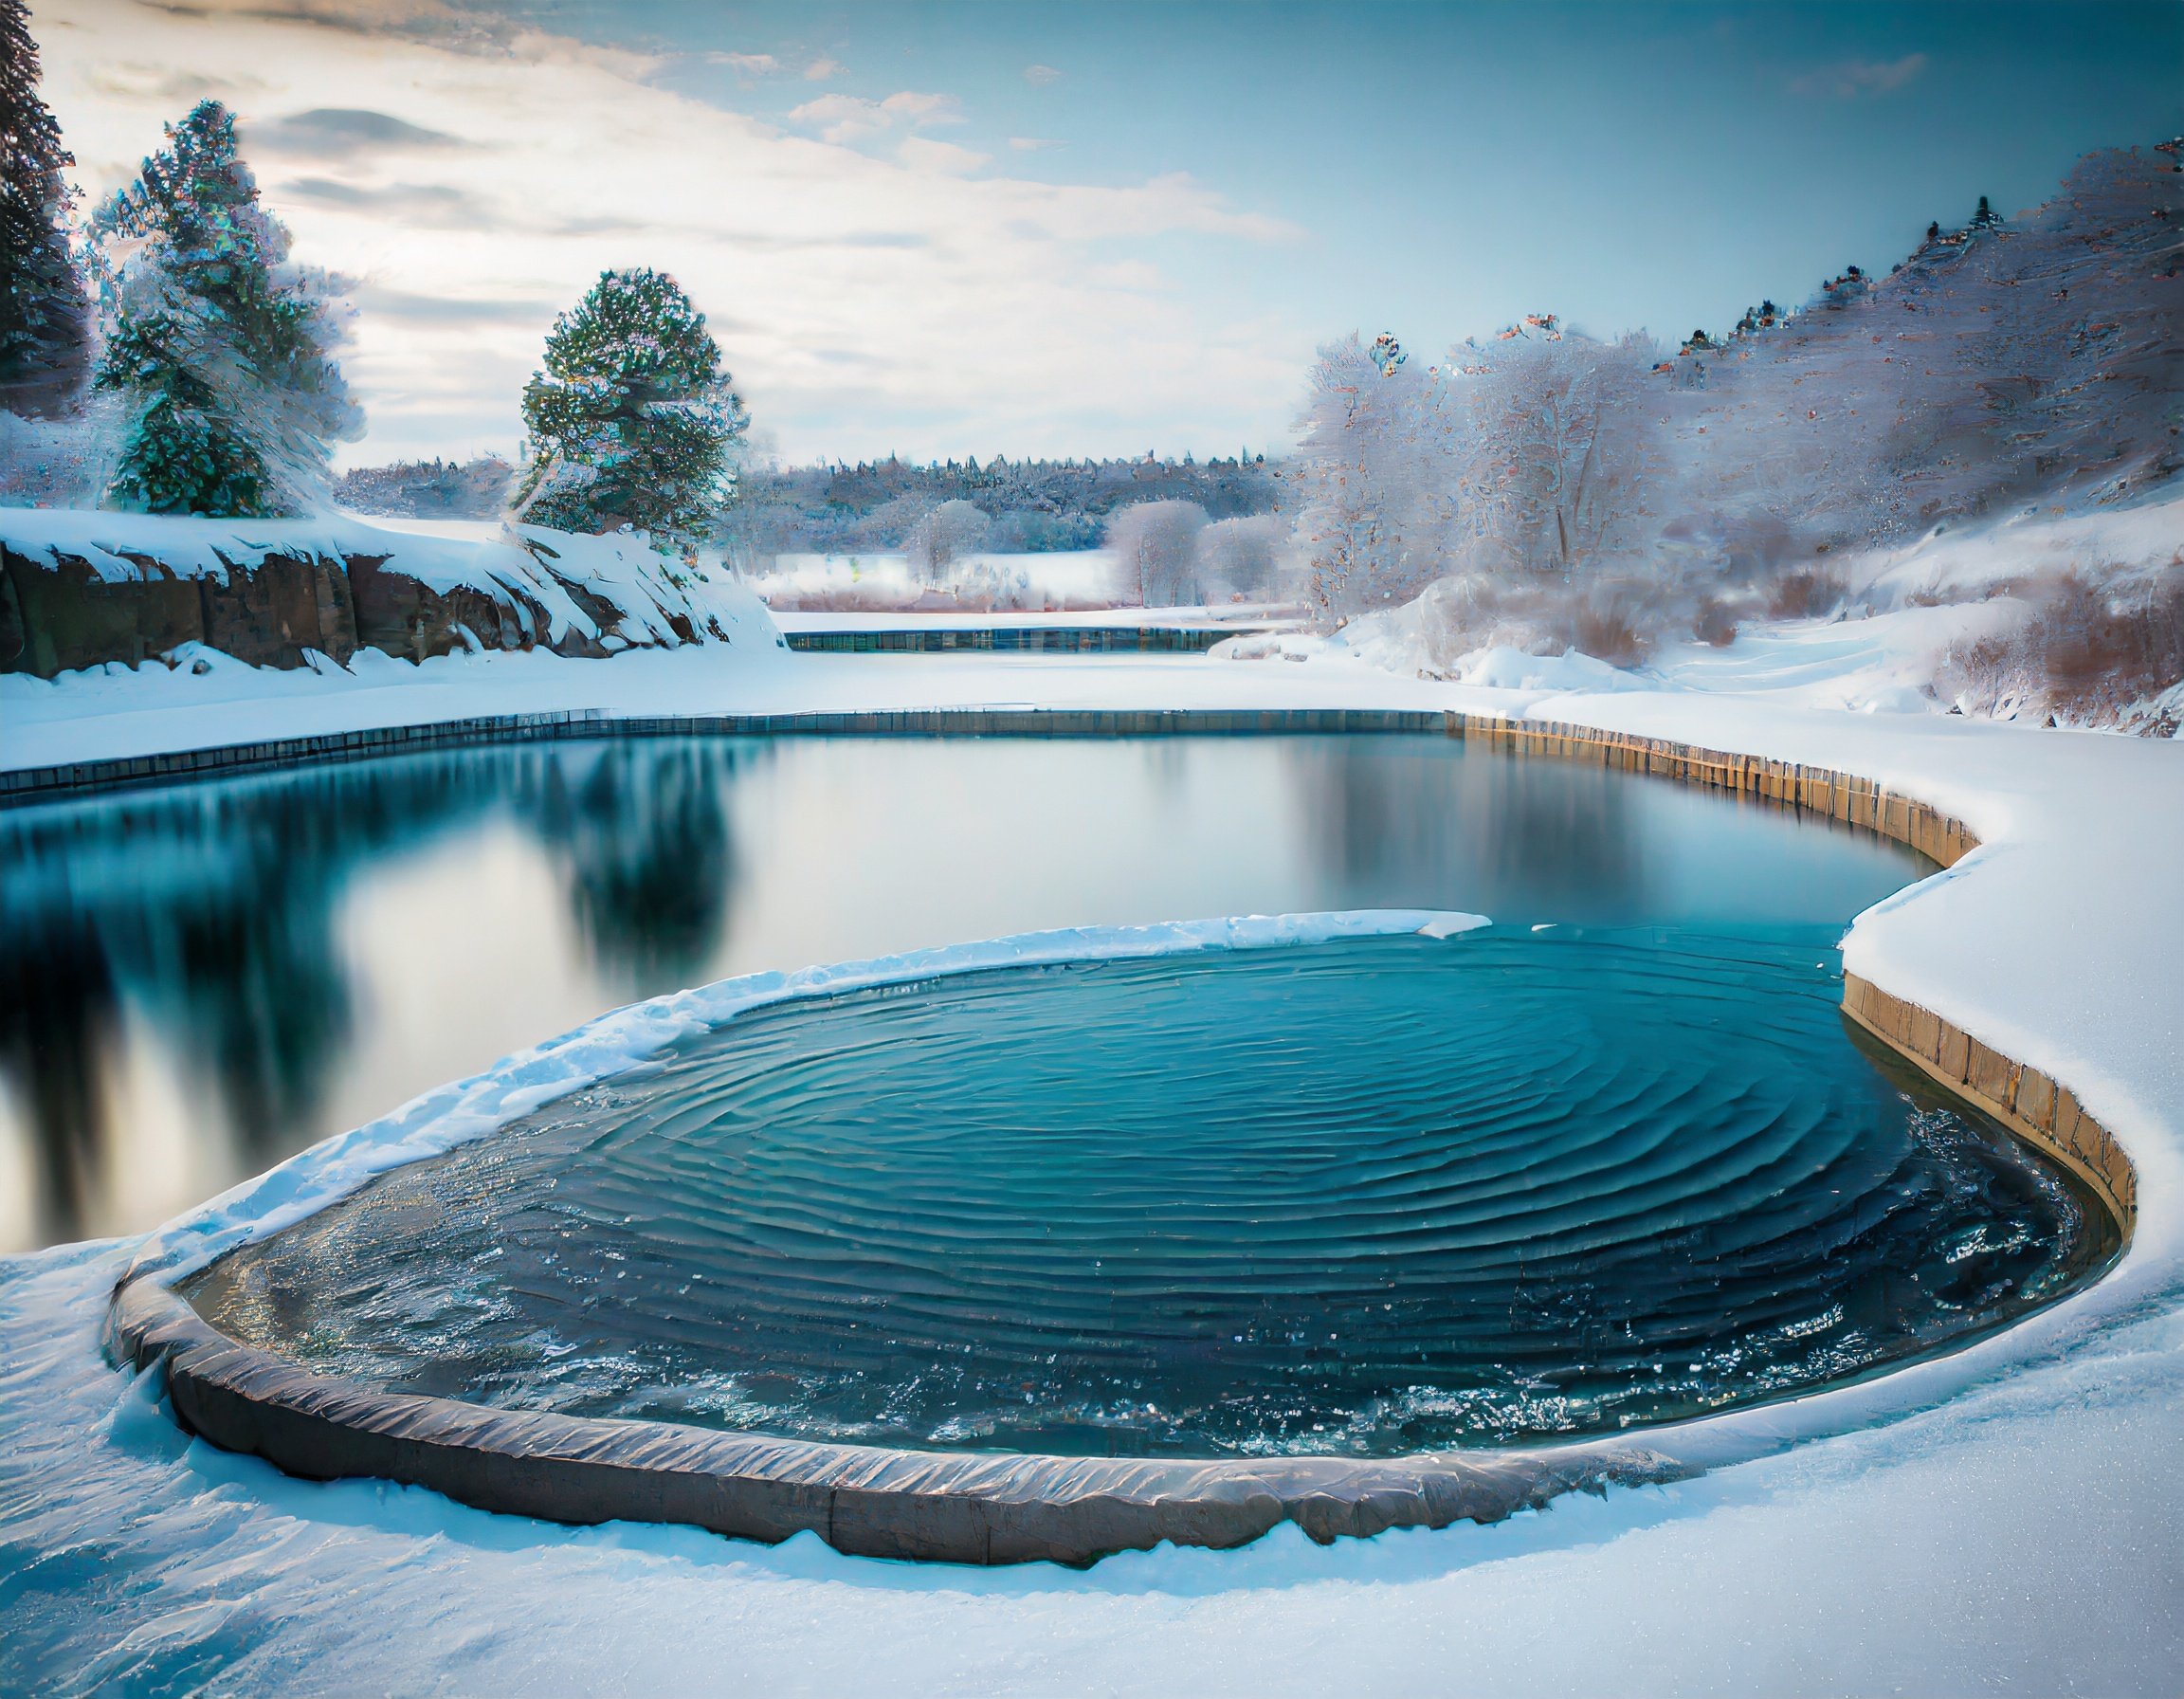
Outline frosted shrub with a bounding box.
[903,499,991,584]
[1940,569,2184,731]
[1765,568,1849,619]
[1106,499,1208,605]
[1195,515,1287,601]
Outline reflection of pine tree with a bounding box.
[536,742,738,989]
[515,268,749,553]
[91,100,358,515]
[0,0,88,414]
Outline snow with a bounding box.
[748,549,1127,612]
[1856,497,2184,606]
[2,621,2181,1691]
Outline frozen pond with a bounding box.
[9,731,1936,1253]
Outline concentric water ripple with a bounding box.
[186,931,2114,1455]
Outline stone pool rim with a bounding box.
[95,709,2139,1565]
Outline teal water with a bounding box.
[188,928,2111,1456]
[2,733,1927,1251]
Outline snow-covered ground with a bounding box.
[2,624,2180,1691]
[1280,489,2184,733]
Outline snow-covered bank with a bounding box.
[1306,492,2184,735]
[0,507,783,674]
[2,645,2180,1690]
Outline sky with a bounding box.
[27,0,2184,467]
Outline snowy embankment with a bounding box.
[0,507,781,672]
[1,629,2180,1689]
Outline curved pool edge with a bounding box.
[104,1279,1695,1565]
[1458,714,2138,1236]
[91,708,2142,1566]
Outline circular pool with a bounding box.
[182,925,2113,1459]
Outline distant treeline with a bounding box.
[741,454,1280,553]
[336,451,1285,553]
[334,456,515,520]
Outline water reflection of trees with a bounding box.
[535,744,737,985]
[0,740,752,1246]
[1283,736,1647,922]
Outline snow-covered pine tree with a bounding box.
[91,100,359,515]
[0,0,88,416]
[514,267,749,552]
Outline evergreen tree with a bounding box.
[514,267,749,550]
[91,100,358,516]
[0,0,87,415]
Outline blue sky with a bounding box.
[613,0,2184,342]
[38,0,2184,464]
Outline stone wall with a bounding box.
[0,545,629,677]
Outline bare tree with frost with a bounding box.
[1447,320,1661,581]
[1195,514,1287,601]
[1290,332,1462,618]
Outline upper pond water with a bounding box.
[0,732,2031,1242]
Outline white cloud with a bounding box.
[39,6,1302,464]
[709,51,779,76]
[896,136,990,175]
[803,57,842,82]
[1023,64,1062,85]
[1792,52,1928,100]
[1008,137,1064,153]
[787,89,963,145]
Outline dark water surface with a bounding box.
[7,733,1925,1251]
[187,934,2109,1453]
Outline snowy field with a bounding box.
[2,624,2180,1692]
[746,548,1130,612]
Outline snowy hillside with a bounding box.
[1664,144,2181,547]
[1247,485,2183,735]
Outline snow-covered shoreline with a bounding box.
[3,640,2179,1691]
